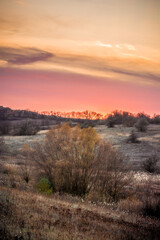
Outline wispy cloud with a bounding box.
[0,47,54,65]
[115,44,136,51]
[51,53,160,84]
[95,41,136,51]
[0,46,159,84]
[95,41,112,48]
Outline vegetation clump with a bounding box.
[31,123,130,202]
[135,117,149,132]
[106,115,115,128]
[37,177,53,194]
[142,154,159,173]
[127,130,139,143]
[141,196,160,219]
[0,137,7,155]
[11,120,40,136]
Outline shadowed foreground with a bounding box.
[1,186,160,240]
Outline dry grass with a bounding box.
[1,186,160,240]
[95,124,160,170]
[0,124,160,239]
[3,130,47,154]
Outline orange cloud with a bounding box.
[0,46,159,85]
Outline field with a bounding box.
[0,124,160,240]
[3,124,160,169]
[95,124,160,170]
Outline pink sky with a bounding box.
[0,0,160,115]
[1,68,159,115]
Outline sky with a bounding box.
[0,0,160,115]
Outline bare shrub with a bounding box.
[0,121,11,135]
[135,117,149,132]
[142,154,159,173]
[11,120,40,136]
[123,115,136,127]
[31,123,100,196]
[152,114,160,124]
[126,130,139,143]
[80,120,97,128]
[20,144,31,184]
[30,123,130,201]
[106,115,115,128]
[92,142,131,202]
[20,162,31,184]
[0,137,7,155]
[141,196,160,219]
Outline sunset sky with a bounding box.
[0,0,160,115]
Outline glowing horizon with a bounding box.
[0,0,160,115]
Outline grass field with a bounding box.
[3,124,160,169]
[0,124,160,240]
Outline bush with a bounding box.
[126,130,139,143]
[37,178,53,194]
[0,122,11,135]
[80,120,97,128]
[137,112,151,123]
[106,115,115,128]
[31,123,130,201]
[0,137,7,155]
[92,143,130,202]
[123,115,136,127]
[21,144,31,184]
[135,118,149,132]
[141,196,160,219]
[11,120,40,136]
[152,114,160,124]
[32,124,100,196]
[142,154,159,173]
[21,163,31,184]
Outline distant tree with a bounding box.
[122,113,136,127]
[137,112,151,123]
[106,110,137,127]
[106,115,115,128]
[0,121,11,135]
[152,114,160,124]
[135,117,149,132]
[80,120,97,128]
[11,120,40,136]
[112,110,123,124]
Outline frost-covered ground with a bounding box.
[1,123,160,197]
[95,124,160,170]
[3,124,160,170]
[3,130,47,153]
